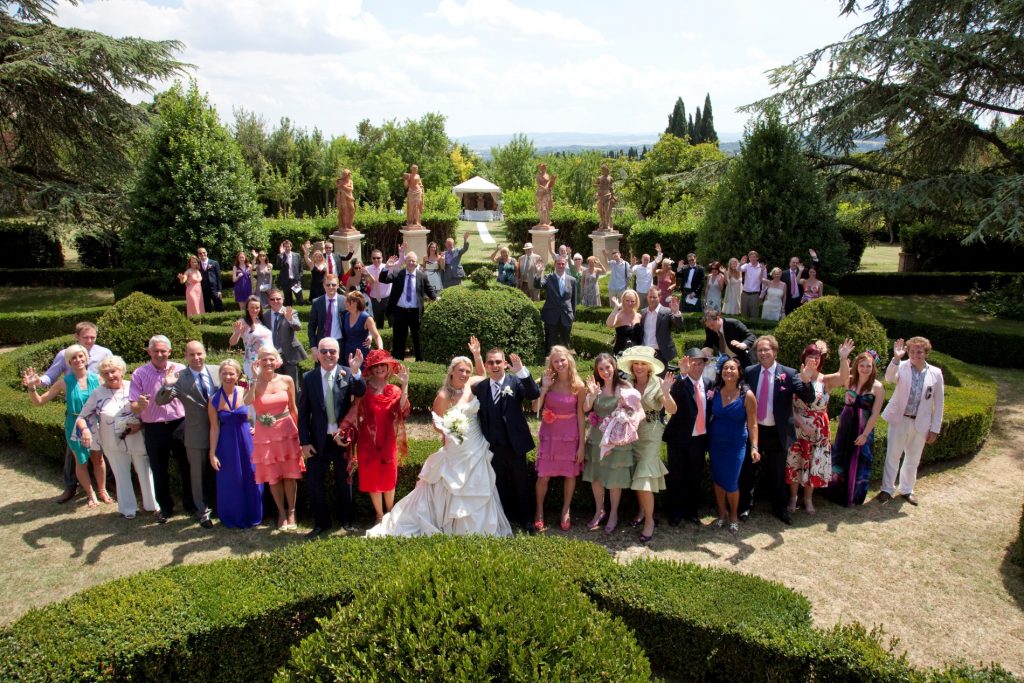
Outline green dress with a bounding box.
[631,380,669,492]
[582,393,634,489]
[64,371,100,465]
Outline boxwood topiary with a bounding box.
[98,292,201,363]
[277,542,651,683]
[773,296,889,373]
[421,276,543,365]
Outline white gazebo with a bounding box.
[452,176,502,221]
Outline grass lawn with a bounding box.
[458,219,509,263]
[850,294,1024,335]
[857,244,900,272]
[0,287,113,312]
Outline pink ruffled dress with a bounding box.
[252,389,305,484]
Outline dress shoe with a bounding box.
[156,511,168,524]
[305,526,329,540]
[903,493,919,506]
[877,491,893,504]
[198,516,214,529]
[56,485,77,504]
[687,516,702,526]
[777,512,793,525]
[738,510,751,521]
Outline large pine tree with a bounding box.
[698,108,848,274]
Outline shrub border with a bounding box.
[0,536,1012,682]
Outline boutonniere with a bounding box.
[777,372,787,382]
[588,412,600,427]
[705,389,716,401]
[501,386,514,398]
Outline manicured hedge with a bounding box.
[836,271,1016,296]
[72,227,124,268]
[0,268,133,288]
[0,307,110,345]
[0,221,63,268]
[868,310,1022,369]
[901,221,1024,272]
[0,536,1012,682]
[627,217,699,262]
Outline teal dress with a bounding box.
[65,371,100,465]
[582,393,634,489]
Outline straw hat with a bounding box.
[617,345,665,377]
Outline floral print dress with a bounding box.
[785,379,831,488]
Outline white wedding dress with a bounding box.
[366,397,513,538]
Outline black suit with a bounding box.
[276,251,305,306]
[297,366,365,530]
[704,318,757,368]
[738,362,813,519]
[663,375,709,522]
[473,372,541,529]
[780,258,821,314]
[380,267,437,361]
[535,271,577,353]
[199,258,224,312]
[307,295,344,354]
[676,264,705,311]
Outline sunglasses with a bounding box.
[318,349,338,355]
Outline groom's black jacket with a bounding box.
[472,372,540,456]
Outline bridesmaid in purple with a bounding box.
[232,251,254,311]
[532,345,585,531]
[178,255,205,317]
[208,359,262,528]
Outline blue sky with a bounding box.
[55,0,864,140]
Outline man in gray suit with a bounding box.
[262,288,307,386]
[640,288,685,367]
[155,340,218,528]
[276,239,305,306]
[440,231,471,289]
[534,254,578,353]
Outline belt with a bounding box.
[743,290,760,294]
[644,410,663,424]
[256,411,290,427]
[903,413,917,419]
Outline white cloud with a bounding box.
[432,0,606,45]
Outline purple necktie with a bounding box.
[405,272,413,304]
[791,270,798,297]
[757,368,770,422]
[325,299,334,334]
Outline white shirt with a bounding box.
[632,263,655,293]
[756,362,777,427]
[365,263,392,299]
[684,267,696,289]
[284,251,295,279]
[741,262,765,293]
[642,306,660,348]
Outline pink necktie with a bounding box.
[693,380,706,436]
[327,257,333,274]
[757,368,770,422]
[791,270,798,297]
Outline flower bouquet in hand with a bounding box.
[433,406,469,445]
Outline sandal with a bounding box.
[639,533,653,543]
[629,516,644,528]
[559,513,572,531]
[98,490,114,504]
[533,519,548,532]
[804,497,816,514]
[786,497,797,514]
[712,518,725,529]
[603,520,617,535]
[587,510,607,532]
[728,522,739,534]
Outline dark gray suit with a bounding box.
[639,305,684,364]
[262,309,307,386]
[441,238,469,289]
[276,250,305,306]
[535,270,578,353]
[155,366,220,517]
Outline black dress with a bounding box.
[613,323,643,355]
[310,265,326,301]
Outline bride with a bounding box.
[366,336,513,537]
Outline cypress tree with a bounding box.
[701,93,718,143]
[693,106,703,143]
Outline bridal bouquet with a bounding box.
[433,407,469,445]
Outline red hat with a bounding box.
[364,349,400,374]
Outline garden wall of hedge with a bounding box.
[836,271,1016,295]
[504,206,637,255]
[901,222,1024,272]
[1,535,1013,682]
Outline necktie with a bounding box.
[272,312,279,332]
[492,382,501,403]
[558,276,564,296]
[325,371,337,424]
[327,256,333,274]
[325,299,334,335]
[405,272,413,305]
[791,270,798,297]
[199,371,209,401]
[757,368,770,422]
[693,379,706,436]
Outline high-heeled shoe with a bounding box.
[559,513,571,531]
[639,532,654,543]
[533,519,548,532]
[603,520,617,535]
[587,509,606,532]
[629,516,644,528]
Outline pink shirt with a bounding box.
[129,362,186,423]
[365,263,392,300]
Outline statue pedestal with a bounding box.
[589,230,622,269]
[400,226,430,260]
[529,225,558,266]
[331,231,364,264]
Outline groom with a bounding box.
[473,347,540,533]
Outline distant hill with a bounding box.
[456,132,883,159]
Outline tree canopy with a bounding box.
[0,0,185,221]
[748,0,1024,243]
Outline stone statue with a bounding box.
[403,164,425,228]
[595,164,617,232]
[335,169,356,234]
[535,163,556,226]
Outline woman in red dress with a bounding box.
[344,349,410,524]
